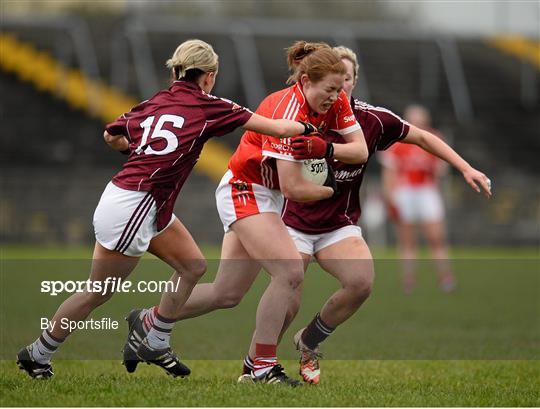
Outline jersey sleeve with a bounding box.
[259,91,300,162]
[376,109,410,151]
[202,96,253,138]
[105,113,128,136]
[329,92,362,135]
[104,100,147,138]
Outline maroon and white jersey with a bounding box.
[105,80,253,230]
[282,98,410,234]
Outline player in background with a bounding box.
[243,46,491,385]
[16,39,319,379]
[380,104,456,294]
[123,41,368,386]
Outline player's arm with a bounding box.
[103,130,130,153]
[402,125,492,198]
[289,128,368,165]
[242,114,316,139]
[332,128,368,164]
[276,160,334,202]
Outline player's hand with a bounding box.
[462,167,492,198]
[323,166,339,196]
[291,134,334,160]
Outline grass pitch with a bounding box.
[1,360,538,406]
[1,246,538,406]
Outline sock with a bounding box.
[252,343,277,377]
[142,306,158,334]
[242,355,254,375]
[145,309,175,350]
[31,329,64,364]
[302,312,335,350]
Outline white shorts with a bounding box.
[93,182,175,257]
[216,170,284,232]
[286,225,363,256]
[393,185,444,223]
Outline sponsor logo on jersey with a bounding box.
[334,166,364,181]
[270,141,293,153]
[344,115,355,123]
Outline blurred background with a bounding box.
[1,0,539,249]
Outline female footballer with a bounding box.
[271,46,492,384]
[16,39,319,379]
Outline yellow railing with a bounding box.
[487,35,540,70]
[0,33,232,181]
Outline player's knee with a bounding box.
[285,269,305,291]
[183,259,207,282]
[346,276,373,301]
[215,290,244,309]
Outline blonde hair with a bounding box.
[286,41,346,85]
[166,39,219,80]
[333,46,359,83]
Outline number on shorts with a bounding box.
[136,114,185,155]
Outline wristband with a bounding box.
[298,121,317,135]
[325,143,334,159]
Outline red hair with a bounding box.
[286,41,346,85]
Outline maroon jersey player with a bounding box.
[16,39,318,380]
[282,99,410,235]
[279,46,492,384]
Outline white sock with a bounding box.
[31,330,63,364]
[145,311,174,350]
[142,306,157,334]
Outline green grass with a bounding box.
[1,246,539,406]
[1,360,539,406]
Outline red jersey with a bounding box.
[227,83,361,190]
[282,98,409,234]
[382,129,442,186]
[105,80,252,230]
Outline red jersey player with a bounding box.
[277,46,492,384]
[381,105,456,294]
[16,39,319,379]
[125,41,368,386]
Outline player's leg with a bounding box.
[314,236,373,327]
[241,255,309,380]
[123,228,261,374]
[172,230,261,320]
[423,220,455,292]
[231,212,304,385]
[126,217,206,377]
[396,221,417,293]
[18,242,139,378]
[295,231,373,384]
[420,187,455,292]
[393,186,419,293]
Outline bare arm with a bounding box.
[276,160,334,202]
[291,128,368,164]
[103,131,129,152]
[242,113,312,139]
[402,125,492,198]
[331,128,369,164]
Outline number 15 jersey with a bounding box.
[105,80,252,230]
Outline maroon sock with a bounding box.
[301,312,335,350]
[242,355,254,375]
